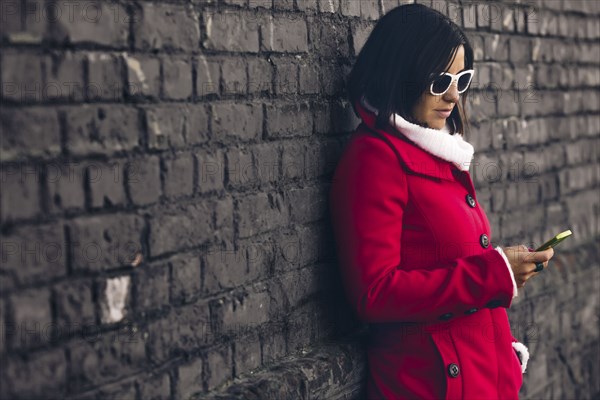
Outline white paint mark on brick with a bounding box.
[199,55,214,90]
[7,32,42,44]
[88,53,111,62]
[123,54,149,92]
[101,276,130,323]
[147,111,163,139]
[130,253,143,267]
[269,15,274,51]
[503,12,513,29]
[206,15,212,38]
[532,38,541,62]
[492,34,499,53]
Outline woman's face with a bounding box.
[411,45,465,130]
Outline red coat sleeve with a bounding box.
[329,135,516,323]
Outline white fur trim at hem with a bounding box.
[494,246,518,298]
[512,341,530,374]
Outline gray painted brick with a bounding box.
[53,279,96,329]
[47,161,86,212]
[318,0,340,14]
[0,51,49,102]
[0,223,65,290]
[197,149,225,193]
[212,290,270,331]
[249,0,272,9]
[261,16,309,53]
[202,10,260,52]
[177,358,204,399]
[149,201,216,257]
[222,57,248,96]
[212,102,263,141]
[65,105,140,156]
[236,192,288,238]
[360,0,380,21]
[87,159,127,209]
[0,107,61,161]
[315,23,350,58]
[146,302,210,364]
[86,53,123,101]
[281,141,306,180]
[127,155,161,206]
[0,0,47,44]
[287,185,328,224]
[224,146,255,189]
[0,162,40,221]
[203,243,251,295]
[170,254,202,303]
[299,62,319,94]
[163,153,195,198]
[261,327,286,365]
[340,0,360,17]
[136,372,171,400]
[162,56,194,100]
[68,331,146,390]
[274,0,295,10]
[74,379,137,400]
[134,3,200,51]
[265,102,312,138]
[9,287,52,348]
[134,262,170,312]
[53,2,129,47]
[0,349,67,398]
[248,56,273,95]
[234,332,261,376]
[205,343,233,391]
[69,214,145,271]
[46,52,85,101]
[273,58,298,95]
[297,0,319,12]
[145,104,209,149]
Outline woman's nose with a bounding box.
[443,82,460,102]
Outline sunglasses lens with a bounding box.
[457,72,472,92]
[431,75,451,94]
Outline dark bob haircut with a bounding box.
[347,3,474,136]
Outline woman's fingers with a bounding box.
[522,247,554,263]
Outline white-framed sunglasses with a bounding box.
[428,69,475,96]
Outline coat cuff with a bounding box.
[494,246,518,298]
[512,341,530,373]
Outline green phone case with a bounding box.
[535,229,573,251]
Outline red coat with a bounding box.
[329,99,525,399]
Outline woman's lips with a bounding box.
[435,109,452,118]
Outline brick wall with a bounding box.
[0,0,598,399]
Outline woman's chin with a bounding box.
[428,122,444,130]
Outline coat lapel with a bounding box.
[353,99,456,181]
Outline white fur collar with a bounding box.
[361,96,475,172]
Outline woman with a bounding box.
[328,4,555,399]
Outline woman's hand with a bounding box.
[501,245,555,288]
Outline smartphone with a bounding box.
[535,229,573,251]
